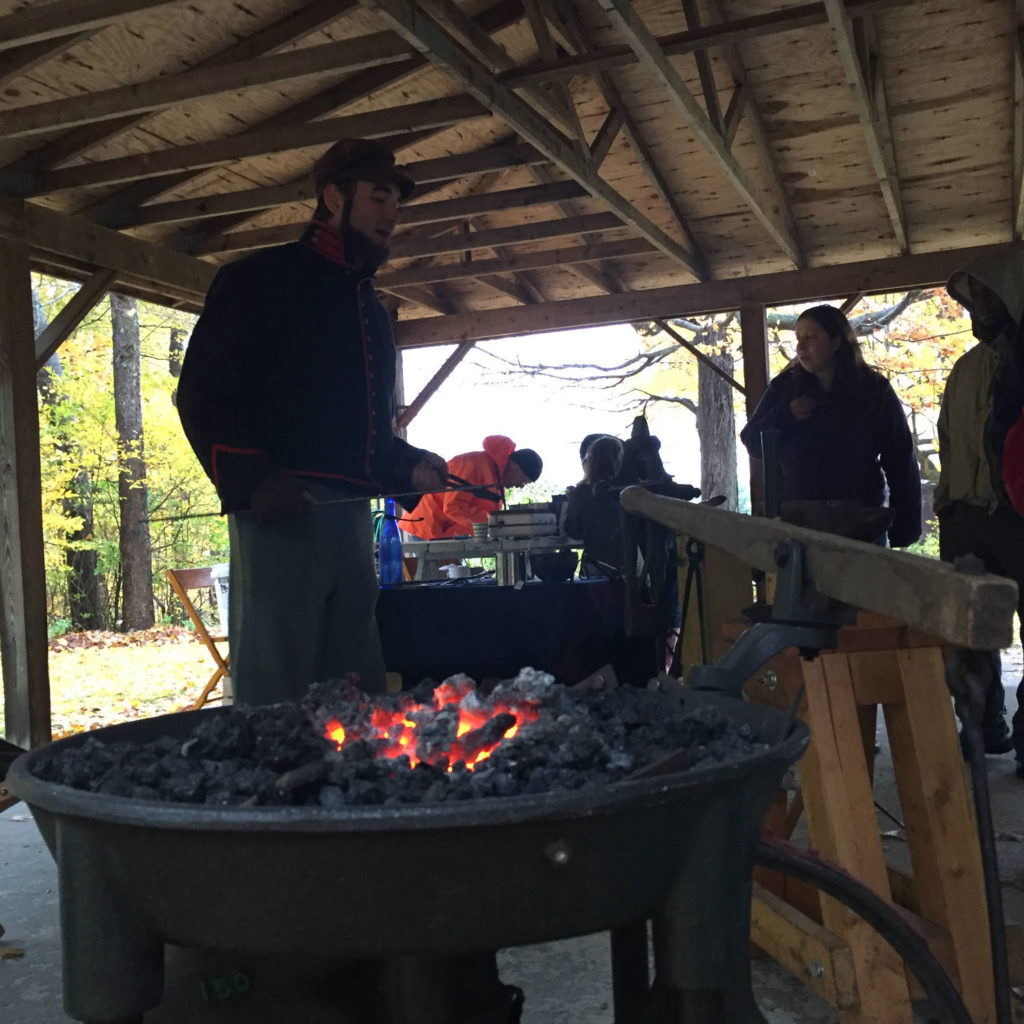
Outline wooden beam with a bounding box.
[383,286,459,315]
[500,0,901,87]
[35,270,117,368]
[706,0,801,262]
[619,487,1017,649]
[1014,4,1024,239]
[552,5,711,281]
[740,302,769,515]
[389,212,624,260]
[0,196,214,301]
[359,0,702,278]
[823,1,907,253]
[681,0,724,133]
[17,97,487,196]
[7,0,354,176]
[397,341,477,428]
[79,0,524,232]
[597,0,802,267]
[379,238,653,287]
[117,143,546,229]
[657,319,745,393]
[0,31,95,91]
[0,226,51,748]
[589,108,625,166]
[0,0,182,54]
[0,34,412,139]
[188,180,591,256]
[419,0,579,138]
[394,242,1024,347]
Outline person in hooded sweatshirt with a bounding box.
[937,252,1024,766]
[175,139,449,707]
[400,435,543,539]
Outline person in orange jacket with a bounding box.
[401,435,543,538]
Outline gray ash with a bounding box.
[31,669,769,808]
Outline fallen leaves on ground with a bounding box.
[1,628,221,739]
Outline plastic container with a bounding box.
[378,498,404,585]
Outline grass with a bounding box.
[0,627,220,741]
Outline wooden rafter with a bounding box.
[823,0,907,252]
[554,4,710,281]
[0,31,95,91]
[113,143,546,229]
[359,0,701,278]
[1014,0,1024,239]
[705,0,800,271]
[0,36,414,140]
[393,242,1024,347]
[597,0,803,267]
[389,212,624,260]
[377,238,654,288]
[187,179,590,256]
[397,341,477,428]
[501,0,903,87]
[79,0,523,230]
[681,0,723,132]
[0,0,182,54]
[6,0,353,176]
[13,98,486,197]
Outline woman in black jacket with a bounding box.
[739,304,922,547]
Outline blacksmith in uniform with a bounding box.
[176,139,447,707]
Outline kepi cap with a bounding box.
[312,138,415,200]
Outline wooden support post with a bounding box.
[740,302,768,516]
[0,226,51,748]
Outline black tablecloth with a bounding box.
[376,577,658,688]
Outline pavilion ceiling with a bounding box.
[0,0,1018,339]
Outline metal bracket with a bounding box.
[687,540,856,697]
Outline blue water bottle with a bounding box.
[379,498,403,585]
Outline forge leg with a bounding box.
[610,921,649,1022]
[56,822,164,1023]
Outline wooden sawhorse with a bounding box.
[724,613,998,1024]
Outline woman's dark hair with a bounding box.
[796,304,866,381]
[581,436,623,488]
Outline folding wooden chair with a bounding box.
[165,567,230,709]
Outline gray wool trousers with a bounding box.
[227,480,386,707]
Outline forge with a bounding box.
[7,675,807,1024]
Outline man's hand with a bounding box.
[789,396,817,421]
[410,452,448,494]
[248,472,314,525]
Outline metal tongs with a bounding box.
[445,471,502,505]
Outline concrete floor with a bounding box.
[4,673,1024,1024]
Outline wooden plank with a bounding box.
[681,0,724,133]
[0,196,214,302]
[119,143,546,228]
[0,0,182,53]
[0,230,51,749]
[597,0,802,267]
[798,654,913,1022]
[500,0,901,86]
[8,0,355,176]
[741,302,768,514]
[359,0,702,278]
[34,269,117,368]
[0,31,95,90]
[379,238,654,287]
[751,883,859,1010]
[0,33,412,138]
[1014,4,1024,239]
[389,212,624,259]
[394,242,1024,348]
[823,1,907,252]
[618,488,1018,650]
[846,649,905,705]
[886,647,996,1023]
[21,97,488,196]
[397,341,476,429]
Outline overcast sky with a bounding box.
[400,324,704,494]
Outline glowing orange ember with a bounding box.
[324,678,539,771]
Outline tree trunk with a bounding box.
[111,292,154,630]
[696,343,739,510]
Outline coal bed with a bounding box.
[29,669,771,808]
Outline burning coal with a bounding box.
[32,669,770,808]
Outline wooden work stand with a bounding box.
[720,613,997,1024]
